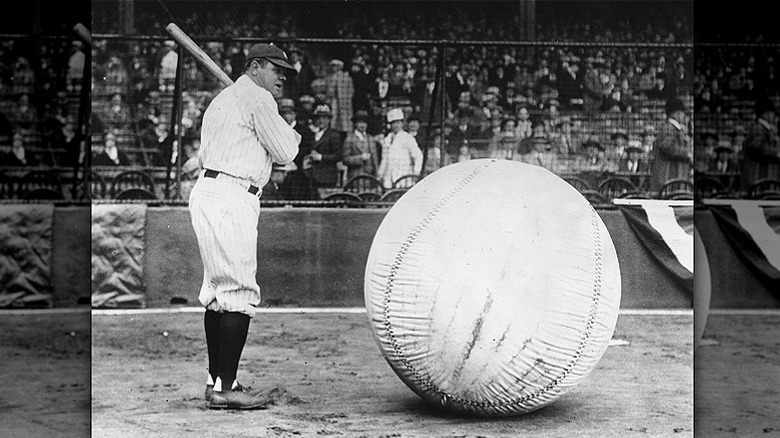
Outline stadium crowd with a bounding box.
[2,1,778,202]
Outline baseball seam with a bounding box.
[382,164,604,413]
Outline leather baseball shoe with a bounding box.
[205,384,214,401]
[208,384,271,410]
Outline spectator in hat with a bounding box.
[695,129,719,173]
[349,56,372,112]
[3,131,38,167]
[601,87,627,112]
[285,45,315,102]
[445,63,470,113]
[646,71,673,101]
[423,128,444,176]
[446,115,479,165]
[261,162,292,201]
[709,140,738,174]
[550,116,581,155]
[518,117,557,172]
[694,86,724,114]
[157,40,178,92]
[278,98,297,126]
[640,124,658,154]
[729,124,747,156]
[494,118,522,161]
[556,58,582,110]
[406,113,424,143]
[574,139,613,175]
[324,58,355,141]
[741,98,780,191]
[104,92,132,126]
[518,117,550,154]
[582,61,609,112]
[618,141,649,174]
[650,97,693,192]
[296,94,316,130]
[92,131,131,166]
[377,108,423,189]
[306,103,343,189]
[8,93,38,127]
[513,104,533,140]
[342,110,380,180]
[609,128,629,162]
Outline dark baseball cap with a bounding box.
[245,43,295,72]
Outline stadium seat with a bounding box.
[322,191,363,207]
[598,177,641,200]
[17,170,63,199]
[658,179,694,200]
[357,191,382,202]
[343,174,385,194]
[115,187,158,200]
[694,176,729,201]
[110,170,157,199]
[392,174,420,189]
[0,170,14,199]
[747,179,780,200]
[90,170,108,199]
[22,188,65,200]
[379,188,408,203]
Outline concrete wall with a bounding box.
[49,205,778,309]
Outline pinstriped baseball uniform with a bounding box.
[190,74,300,317]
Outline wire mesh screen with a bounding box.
[84,0,706,204]
[0,35,88,201]
[692,44,780,200]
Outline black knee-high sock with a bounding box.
[204,310,222,383]
[218,312,251,390]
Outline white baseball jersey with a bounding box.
[190,74,301,316]
[199,74,300,187]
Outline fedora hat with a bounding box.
[313,104,332,117]
[352,110,369,123]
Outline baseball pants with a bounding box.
[189,171,262,317]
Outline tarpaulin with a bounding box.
[0,204,54,308]
[91,204,147,308]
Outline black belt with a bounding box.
[203,169,261,195]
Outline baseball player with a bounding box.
[189,43,300,410]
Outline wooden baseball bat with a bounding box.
[73,23,91,46]
[164,22,234,87]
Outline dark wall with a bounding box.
[50,205,778,309]
[142,206,693,309]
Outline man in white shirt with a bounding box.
[378,108,423,189]
[189,43,300,410]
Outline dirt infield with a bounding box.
[87,310,691,438]
[15,310,780,437]
[1,311,91,438]
[695,314,780,437]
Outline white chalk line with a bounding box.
[3,307,780,317]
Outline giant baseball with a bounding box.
[364,159,622,416]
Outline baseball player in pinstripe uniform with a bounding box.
[189,43,300,410]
